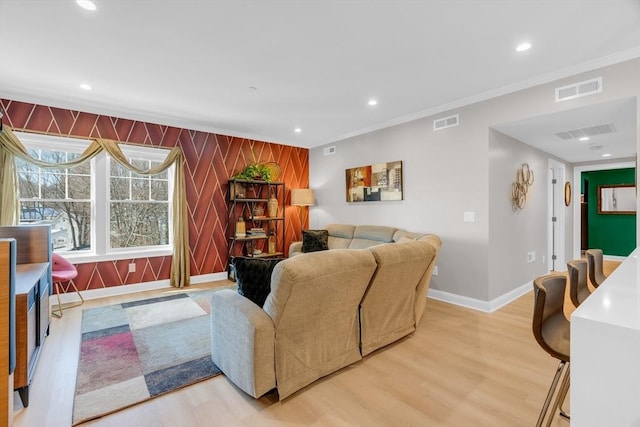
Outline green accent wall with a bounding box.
[582,168,636,256]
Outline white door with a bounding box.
[548,159,565,271]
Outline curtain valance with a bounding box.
[0,126,190,288]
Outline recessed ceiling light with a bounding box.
[79,83,92,90]
[579,136,590,141]
[368,99,378,106]
[516,42,531,52]
[602,153,612,157]
[76,0,97,11]
[294,128,302,133]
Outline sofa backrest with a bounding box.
[360,238,438,355]
[349,225,397,249]
[326,224,355,249]
[412,234,441,324]
[262,248,377,398]
[325,223,399,250]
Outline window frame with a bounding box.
[15,132,174,263]
[104,144,174,255]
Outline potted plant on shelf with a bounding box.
[232,163,272,182]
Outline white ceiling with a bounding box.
[494,97,638,163]
[1,0,639,157]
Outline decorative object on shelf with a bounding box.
[231,150,279,182]
[564,182,572,207]
[268,232,277,254]
[345,160,403,202]
[252,205,265,217]
[263,162,282,181]
[235,218,246,237]
[230,181,246,199]
[291,188,315,232]
[511,163,534,212]
[267,195,278,218]
[232,163,272,181]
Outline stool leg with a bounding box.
[558,365,570,420]
[70,281,85,304]
[545,363,570,427]
[52,281,63,318]
[536,360,566,427]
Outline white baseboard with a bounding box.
[428,281,532,313]
[604,255,626,262]
[51,272,229,305]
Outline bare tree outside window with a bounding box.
[17,150,92,251]
[109,159,170,249]
[16,142,173,254]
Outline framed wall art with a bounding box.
[345,160,403,202]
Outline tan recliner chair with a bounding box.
[360,235,440,356]
[210,249,377,399]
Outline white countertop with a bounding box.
[571,247,640,331]
[570,248,640,427]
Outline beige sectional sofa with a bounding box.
[210,224,441,400]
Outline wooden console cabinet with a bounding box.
[0,239,16,427]
[14,263,50,407]
[0,226,51,408]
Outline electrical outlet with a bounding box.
[542,255,546,263]
[432,266,438,276]
[463,211,475,222]
[527,251,536,263]
[129,262,136,273]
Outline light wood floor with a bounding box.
[12,261,619,427]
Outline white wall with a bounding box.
[488,129,573,300]
[309,58,640,305]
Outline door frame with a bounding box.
[572,161,635,260]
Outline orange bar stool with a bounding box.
[51,253,84,317]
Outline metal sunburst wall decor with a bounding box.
[512,163,534,211]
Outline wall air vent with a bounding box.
[323,145,336,156]
[555,77,602,102]
[554,123,616,140]
[433,114,459,131]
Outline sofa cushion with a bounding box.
[302,229,329,253]
[233,257,284,307]
[353,225,397,242]
[393,230,426,242]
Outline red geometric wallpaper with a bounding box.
[0,98,309,292]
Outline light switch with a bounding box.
[463,211,475,222]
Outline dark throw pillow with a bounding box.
[233,257,284,307]
[301,229,329,253]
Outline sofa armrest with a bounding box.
[210,289,276,398]
[288,241,303,257]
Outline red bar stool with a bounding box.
[51,253,84,317]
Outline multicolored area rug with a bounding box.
[72,290,222,425]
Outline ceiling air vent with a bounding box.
[323,145,336,156]
[433,114,459,131]
[554,123,616,140]
[555,77,602,102]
